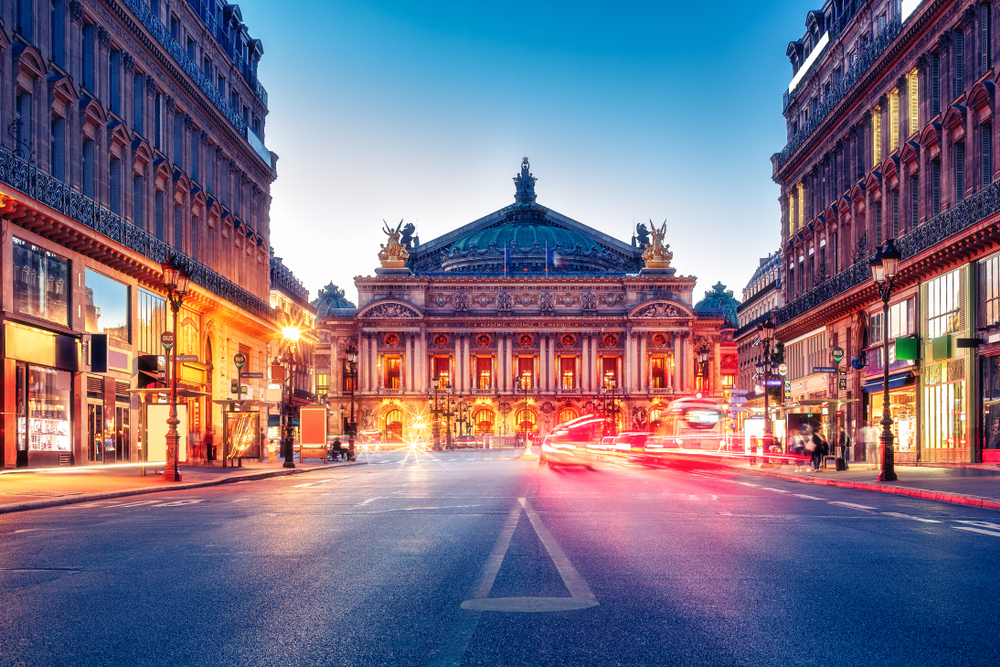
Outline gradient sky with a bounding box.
[238,0,809,306]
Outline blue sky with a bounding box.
[238,0,808,306]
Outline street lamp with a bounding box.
[514,373,530,446]
[870,238,902,482]
[161,255,190,482]
[756,315,776,466]
[280,326,301,469]
[697,345,711,394]
[601,375,621,437]
[345,342,358,436]
[430,378,451,451]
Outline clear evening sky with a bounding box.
[241,0,809,306]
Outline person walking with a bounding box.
[837,426,851,470]
[864,421,880,470]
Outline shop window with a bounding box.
[85,268,130,343]
[342,360,356,393]
[980,253,1000,328]
[926,270,962,339]
[23,365,72,465]
[315,373,329,396]
[13,238,69,326]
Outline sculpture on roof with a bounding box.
[400,222,418,249]
[513,157,537,204]
[635,222,650,248]
[378,219,409,269]
[641,219,673,270]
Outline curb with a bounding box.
[0,461,367,515]
[745,466,1000,512]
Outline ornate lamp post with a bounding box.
[756,315,776,466]
[280,326,301,469]
[601,375,621,436]
[514,373,530,446]
[697,345,711,395]
[870,238,902,482]
[345,342,358,436]
[431,379,450,451]
[161,255,190,482]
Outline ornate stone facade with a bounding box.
[315,161,735,443]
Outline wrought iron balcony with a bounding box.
[0,145,275,322]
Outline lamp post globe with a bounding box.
[160,254,189,483]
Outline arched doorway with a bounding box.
[557,407,579,425]
[473,408,495,436]
[383,408,404,443]
[514,408,536,436]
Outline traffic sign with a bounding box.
[233,353,246,368]
[813,366,837,374]
[240,372,264,379]
[730,396,748,406]
[730,406,747,413]
[176,355,198,362]
[778,363,788,377]
[160,331,174,349]
[832,346,845,362]
[838,379,847,391]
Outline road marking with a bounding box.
[292,478,340,488]
[152,499,204,507]
[114,500,162,508]
[828,501,877,511]
[883,512,941,523]
[791,494,825,500]
[761,487,789,494]
[432,499,597,666]
[355,497,384,506]
[954,520,1000,537]
[736,482,761,487]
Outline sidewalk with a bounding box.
[0,459,364,515]
[741,460,1000,511]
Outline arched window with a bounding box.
[472,408,495,435]
[557,407,578,424]
[515,408,536,434]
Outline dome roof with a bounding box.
[449,222,600,254]
[694,282,740,326]
[312,283,356,319]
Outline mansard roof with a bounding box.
[406,158,644,277]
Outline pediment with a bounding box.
[357,299,423,320]
[628,299,693,320]
[970,80,995,112]
[865,171,883,192]
[943,103,967,131]
[919,121,942,148]
[901,140,920,166]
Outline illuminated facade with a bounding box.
[773,0,1000,461]
[316,160,735,444]
[1,0,278,467]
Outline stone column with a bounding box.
[639,333,647,392]
[547,334,556,393]
[673,333,681,392]
[505,333,514,392]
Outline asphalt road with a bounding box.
[2,450,1000,667]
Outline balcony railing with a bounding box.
[0,145,275,322]
[776,177,1000,326]
[774,16,902,172]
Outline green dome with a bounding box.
[449,222,600,253]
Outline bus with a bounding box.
[649,397,725,450]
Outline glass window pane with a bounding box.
[85,269,130,343]
[13,238,69,326]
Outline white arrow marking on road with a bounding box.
[152,499,204,507]
[829,501,877,511]
[954,520,1000,537]
[883,512,941,523]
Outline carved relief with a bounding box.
[602,333,619,348]
[361,302,420,319]
[429,293,452,307]
[476,334,492,348]
[518,333,534,348]
[650,332,669,348]
[598,293,625,306]
[632,302,689,319]
[472,293,495,307]
[455,292,469,311]
[559,334,576,348]
[539,292,553,311]
[582,292,597,311]
[556,293,580,306]
[514,294,538,306]
[433,334,450,348]
[384,333,401,348]
[498,292,512,310]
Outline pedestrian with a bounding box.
[749,435,758,465]
[331,438,343,461]
[204,429,215,462]
[806,428,827,472]
[864,421,880,470]
[837,426,851,470]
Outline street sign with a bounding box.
[778,363,788,377]
[240,372,264,379]
[813,366,837,374]
[838,379,847,391]
[176,355,198,362]
[765,379,783,386]
[160,331,174,349]
[832,346,845,362]
[730,395,748,405]
[233,353,246,368]
[730,406,747,413]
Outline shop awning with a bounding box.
[863,372,914,393]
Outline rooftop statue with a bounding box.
[635,222,650,248]
[378,219,409,269]
[641,219,673,270]
[400,222,417,249]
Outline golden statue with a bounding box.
[378,219,409,269]
[641,219,673,270]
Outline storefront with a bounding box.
[921,358,969,462]
[980,351,1000,462]
[4,322,81,468]
[867,373,918,460]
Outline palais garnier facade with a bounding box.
[313,159,738,444]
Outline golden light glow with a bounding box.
[282,326,301,342]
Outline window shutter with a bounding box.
[909,71,919,135]
[875,201,883,244]
[955,30,965,98]
[910,174,919,226]
[956,142,966,202]
[82,139,94,198]
[890,90,899,151]
[155,189,164,241]
[110,52,121,115]
[982,122,993,188]
[110,157,121,215]
[83,25,95,91]
[892,189,899,238]
[931,54,941,115]
[173,113,183,166]
[133,175,143,226]
[981,3,991,76]
[51,117,65,181]
[191,131,199,182]
[174,202,182,250]
[133,73,144,134]
[932,159,942,215]
[921,281,929,339]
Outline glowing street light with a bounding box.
[161,254,190,482]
